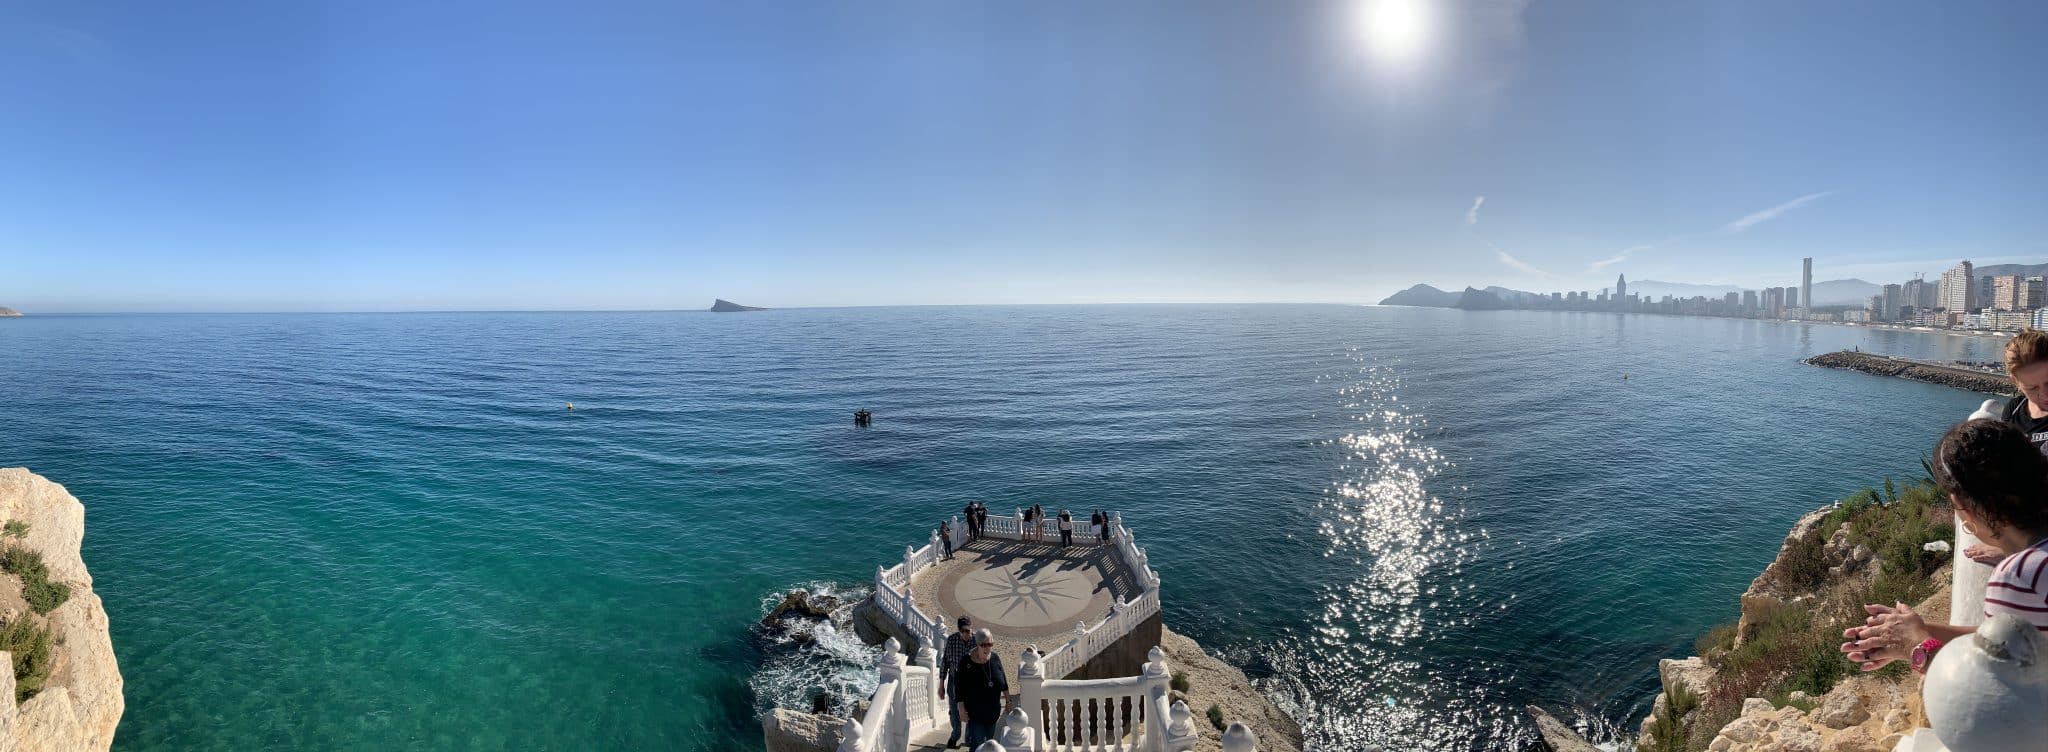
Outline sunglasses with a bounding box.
[977,643,994,648]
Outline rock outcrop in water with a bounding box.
[0,469,123,752]
[0,308,20,318]
[711,299,768,312]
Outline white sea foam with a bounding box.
[750,581,882,717]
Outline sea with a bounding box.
[0,305,1999,751]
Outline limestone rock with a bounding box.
[1157,626,1301,752]
[760,708,845,752]
[1815,688,1868,729]
[1525,706,1602,752]
[0,468,123,752]
[1822,725,1882,752]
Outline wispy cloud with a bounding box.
[1724,191,1835,233]
[1465,196,1486,225]
[1586,243,1656,272]
[1493,246,1551,278]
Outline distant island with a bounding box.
[710,299,767,312]
[0,306,22,317]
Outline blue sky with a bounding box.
[2,0,2044,311]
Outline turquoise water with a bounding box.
[0,306,1996,750]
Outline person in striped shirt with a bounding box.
[1842,419,2048,672]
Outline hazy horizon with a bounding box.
[5,1,2046,312]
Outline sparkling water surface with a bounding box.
[0,306,1995,750]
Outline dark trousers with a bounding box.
[942,537,954,559]
[966,721,996,749]
[1060,529,1072,546]
[945,696,963,744]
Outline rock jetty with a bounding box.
[0,469,123,751]
[1804,350,2013,396]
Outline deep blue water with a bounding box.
[0,306,1997,750]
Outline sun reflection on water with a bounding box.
[1263,351,1534,750]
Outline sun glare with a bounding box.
[1356,0,1434,68]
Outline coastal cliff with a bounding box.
[0,469,123,752]
[1631,480,1952,752]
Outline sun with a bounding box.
[1356,0,1435,68]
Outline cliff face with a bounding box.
[1636,490,1952,752]
[0,469,123,752]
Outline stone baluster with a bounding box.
[836,716,866,752]
[999,705,1036,752]
[1221,723,1257,752]
[973,741,1007,752]
[1016,647,1046,748]
[905,545,917,580]
[1162,700,1199,752]
[1141,646,1172,752]
[1924,613,2048,751]
[879,637,905,679]
[930,529,942,559]
[915,643,940,729]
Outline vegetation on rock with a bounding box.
[0,544,72,614]
[1658,478,1951,751]
[0,616,53,702]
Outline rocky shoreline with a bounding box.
[1803,351,2013,396]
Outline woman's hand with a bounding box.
[1964,543,2007,566]
[1839,602,1929,671]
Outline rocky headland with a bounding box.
[1621,480,1954,752]
[0,308,21,318]
[0,469,123,752]
[1803,351,2013,396]
[712,299,768,312]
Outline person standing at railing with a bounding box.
[1970,329,2048,564]
[1058,508,1073,547]
[940,520,956,561]
[1095,509,1109,543]
[1032,503,1047,542]
[1022,505,1037,542]
[964,501,980,540]
[953,628,1009,750]
[938,616,976,749]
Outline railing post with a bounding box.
[1221,723,1258,752]
[1017,648,1046,749]
[1163,700,1199,752]
[905,545,917,580]
[1141,646,1172,752]
[916,642,940,733]
[998,705,1037,752]
[836,717,866,752]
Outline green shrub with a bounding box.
[22,578,68,615]
[1641,683,1699,752]
[1694,623,1737,659]
[1,521,26,540]
[0,617,52,703]
[0,546,70,614]
[1205,703,1225,731]
[1170,671,1190,693]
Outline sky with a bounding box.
[2,0,2045,311]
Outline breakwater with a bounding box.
[1803,351,2014,395]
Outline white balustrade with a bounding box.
[1220,723,1258,752]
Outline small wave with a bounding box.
[749,581,882,718]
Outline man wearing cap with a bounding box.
[939,616,976,748]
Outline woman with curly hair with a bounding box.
[1840,419,2048,673]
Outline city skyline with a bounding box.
[4,1,2048,312]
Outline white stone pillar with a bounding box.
[916,642,941,728]
[1016,648,1046,749]
[998,706,1037,752]
[905,545,918,579]
[1163,700,1199,752]
[836,717,866,752]
[1141,646,1172,752]
[1221,723,1258,752]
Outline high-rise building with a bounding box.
[1980,276,1996,311]
[1904,276,1932,311]
[1787,288,1800,309]
[1881,284,1902,321]
[1616,274,1627,300]
[2023,277,2046,310]
[1802,257,1813,312]
[1993,275,2022,311]
[1940,261,1976,311]
[1724,292,1740,309]
[1742,290,1758,311]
